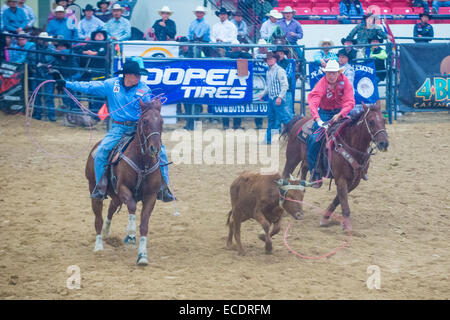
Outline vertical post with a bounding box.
[300,45,306,116]
[394,44,399,122]
[24,63,29,108]
[386,42,393,124]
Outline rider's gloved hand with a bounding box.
[49,69,66,91]
[55,79,66,91]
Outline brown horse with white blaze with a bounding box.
[281,102,389,231]
[85,98,163,266]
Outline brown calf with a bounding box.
[226,171,305,255]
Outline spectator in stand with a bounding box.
[275,46,294,113]
[47,0,77,24]
[188,6,210,58]
[314,39,338,68]
[47,6,78,40]
[81,30,107,70]
[260,9,282,41]
[339,0,364,24]
[104,3,131,41]
[367,35,387,82]
[152,6,176,41]
[17,0,36,31]
[211,7,237,43]
[78,4,104,40]
[9,30,35,63]
[337,49,355,86]
[277,6,303,57]
[346,12,387,55]
[1,31,12,61]
[254,0,273,22]
[33,32,57,121]
[412,0,430,13]
[2,0,27,33]
[414,12,434,42]
[258,51,291,144]
[340,37,362,62]
[254,38,269,59]
[432,0,450,14]
[95,0,111,23]
[231,10,248,42]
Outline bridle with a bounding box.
[356,107,388,144]
[137,111,162,157]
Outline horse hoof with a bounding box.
[137,254,149,266]
[124,235,136,246]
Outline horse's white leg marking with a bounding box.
[94,234,104,252]
[102,218,111,238]
[137,236,148,266]
[124,214,137,245]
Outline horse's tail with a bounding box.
[280,114,304,141]
[226,210,232,226]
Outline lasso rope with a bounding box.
[279,192,352,260]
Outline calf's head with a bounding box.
[276,175,305,220]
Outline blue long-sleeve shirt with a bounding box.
[66,77,152,122]
[339,1,364,16]
[2,7,27,32]
[188,18,210,42]
[9,41,35,63]
[78,16,105,40]
[313,50,338,66]
[47,17,78,40]
[104,17,131,41]
[277,19,303,44]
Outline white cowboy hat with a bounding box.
[158,6,173,15]
[111,3,124,11]
[54,5,65,13]
[322,60,343,72]
[281,6,296,14]
[38,32,51,38]
[257,39,267,45]
[266,9,282,19]
[319,38,334,47]
[193,5,207,13]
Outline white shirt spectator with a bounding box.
[211,19,237,43]
[260,19,278,40]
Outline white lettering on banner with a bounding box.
[183,69,207,85]
[181,86,246,99]
[146,68,163,85]
[163,68,185,85]
[206,69,228,85]
[355,65,374,74]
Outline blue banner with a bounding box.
[308,61,379,104]
[114,59,253,105]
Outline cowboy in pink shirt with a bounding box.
[307,60,355,187]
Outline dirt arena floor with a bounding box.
[0,111,449,300]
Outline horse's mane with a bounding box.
[280,114,304,141]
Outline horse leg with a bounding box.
[320,196,340,227]
[91,198,104,252]
[137,193,158,266]
[102,197,120,238]
[336,179,352,232]
[119,186,137,246]
[282,141,303,179]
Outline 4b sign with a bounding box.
[415,77,450,108]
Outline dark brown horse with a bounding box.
[280,102,389,232]
[85,98,163,265]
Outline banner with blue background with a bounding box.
[308,61,379,104]
[114,59,253,105]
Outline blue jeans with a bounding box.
[433,1,450,12]
[33,78,55,120]
[94,123,170,186]
[266,97,293,144]
[307,109,340,174]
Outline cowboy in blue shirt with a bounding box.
[46,6,78,40]
[52,61,174,201]
[2,0,27,33]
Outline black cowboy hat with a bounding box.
[341,37,357,45]
[83,4,95,12]
[96,0,109,8]
[233,10,243,17]
[114,60,149,76]
[363,12,374,20]
[368,35,384,43]
[91,29,107,40]
[419,12,431,19]
[53,35,70,48]
[176,36,189,42]
[337,49,351,59]
[265,51,279,61]
[274,46,289,54]
[215,7,231,17]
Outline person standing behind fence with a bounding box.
[33,32,57,121]
[260,9,282,41]
[314,39,338,68]
[95,0,111,23]
[9,31,35,63]
[414,12,434,43]
[277,6,303,57]
[211,7,237,44]
[47,0,77,24]
[275,46,294,114]
[46,6,78,40]
[15,0,35,31]
[2,0,27,33]
[258,52,291,144]
[152,6,176,41]
[188,6,210,57]
[104,3,131,41]
[340,37,361,62]
[78,4,104,40]
[346,12,386,56]
[231,10,248,43]
[367,35,387,82]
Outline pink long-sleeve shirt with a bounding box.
[308,73,355,120]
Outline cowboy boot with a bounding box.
[91,173,108,200]
[309,170,323,189]
[157,179,175,202]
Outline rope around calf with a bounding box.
[279,192,352,260]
